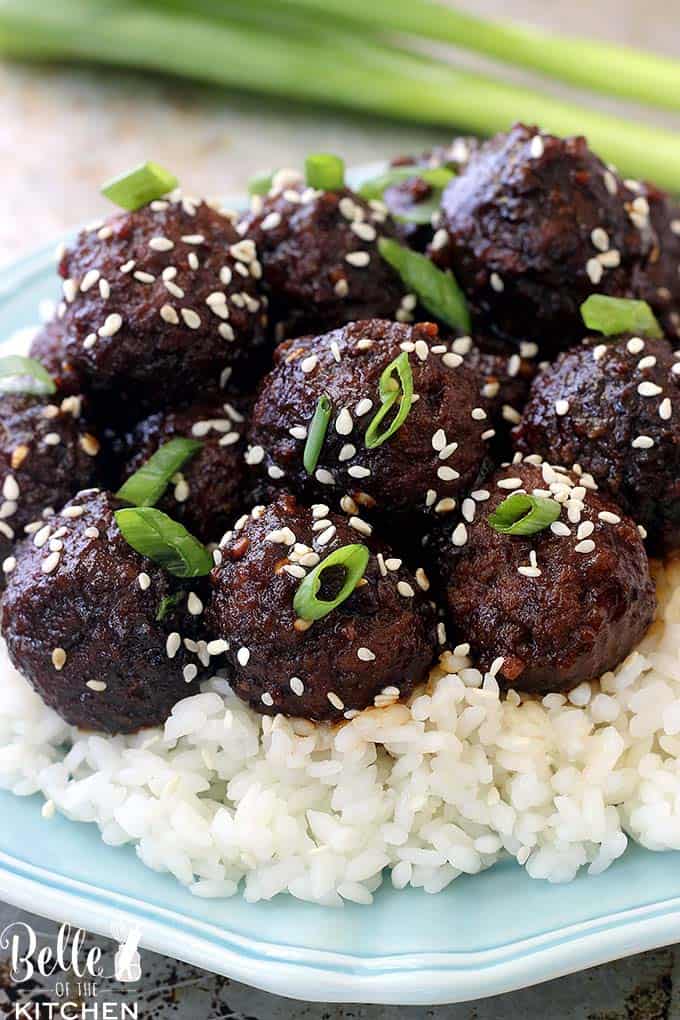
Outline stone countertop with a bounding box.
[0,1,679,1016]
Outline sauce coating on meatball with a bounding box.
[438,458,656,694]
[207,494,438,720]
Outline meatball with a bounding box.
[207,494,438,720]
[632,183,680,342]
[56,196,269,413]
[246,320,491,524]
[439,459,656,694]
[434,123,655,353]
[29,318,83,397]
[240,174,408,338]
[1,490,205,733]
[384,136,478,251]
[514,336,680,553]
[0,393,102,579]
[123,396,251,543]
[461,336,538,444]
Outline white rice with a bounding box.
[0,556,679,906]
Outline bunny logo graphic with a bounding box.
[111,924,142,984]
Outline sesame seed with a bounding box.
[518,565,541,578]
[351,221,376,242]
[290,676,304,696]
[659,398,672,420]
[261,692,274,707]
[598,249,620,268]
[627,337,645,354]
[555,399,570,416]
[575,539,595,554]
[98,313,122,337]
[316,525,336,546]
[586,258,603,285]
[439,441,458,460]
[529,135,544,158]
[181,308,201,329]
[345,251,370,268]
[183,664,198,684]
[137,572,151,591]
[632,435,655,449]
[149,237,174,251]
[397,581,415,598]
[432,429,446,451]
[591,227,609,251]
[490,272,504,292]
[598,511,621,524]
[638,381,663,397]
[43,432,61,446]
[41,551,60,574]
[188,592,203,615]
[87,680,107,692]
[315,468,335,485]
[51,647,66,670]
[452,523,468,546]
[79,434,100,457]
[348,465,371,479]
[550,521,571,537]
[84,526,99,539]
[471,407,487,421]
[336,408,353,435]
[301,355,318,374]
[2,556,16,574]
[357,647,376,662]
[181,234,205,244]
[166,633,181,659]
[437,466,460,482]
[414,339,429,361]
[497,477,523,490]
[268,465,284,480]
[604,170,618,195]
[327,691,345,710]
[338,443,356,462]
[207,639,229,656]
[349,516,372,536]
[3,475,19,501]
[577,521,594,540]
[219,323,235,341]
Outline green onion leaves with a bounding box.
[580,295,662,339]
[488,493,561,536]
[116,438,202,508]
[305,153,345,191]
[378,238,470,332]
[358,165,454,224]
[293,543,369,621]
[364,352,413,450]
[115,507,212,578]
[248,170,276,196]
[0,356,56,396]
[155,590,185,622]
[101,161,179,211]
[303,394,333,474]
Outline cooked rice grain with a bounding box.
[0,557,678,905]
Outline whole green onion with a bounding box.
[115,507,213,578]
[305,153,345,191]
[116,438,202,508]
[293,543,370,621]
[303,393,333,475]
[364,352,414,450]
[488,493,561,536]
[101,161,178,211]
[0,356,56,397]
[378,238,470,333]
[580,295,663,339]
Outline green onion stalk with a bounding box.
[1,1,680,189]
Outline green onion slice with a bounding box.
[101,161,179,211]
[155,590,185,622]
[378,237,470,332]
[305,153,345,191]
[248,170,276,196]
[364,352,414,450]
[580,295,662,339]
[359,165,455,222]
[488,493,561,536]
[293,543,370,621]
[0,355,56,396]
[115,507,212,578]
[303,393,333,475]
[116,438,202,508]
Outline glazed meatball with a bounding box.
[29,318,83,397]
[1,490,205,733]
[240,174,408,338]
[246,320,491,524]
[461,337,538,445]
[632,183,680,343]
[439,459,656,694]
[123,396,251,543]
[384,136,478,251]
[434,123,656,353]
[0,393,102,579]
[514,336,680,553]
[207,494,438,720]
[56,196,268,413]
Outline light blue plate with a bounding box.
[1,238,679,1007]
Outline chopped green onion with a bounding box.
[580,295,663,339]
[488,493,561,536]
[248,170,275,196]
[303,393,333,475]
[0,356,56,396]
[101,161,179,211]
[358,165,454,202]
[305,153,345,191]
[364,352,414,450]
[155,590,185,623]
[116,438,202,508]
[378,238,470,332]
[293,543,370,621]
[115,507,212,578]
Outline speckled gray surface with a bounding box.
[0,1,679,1014]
